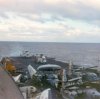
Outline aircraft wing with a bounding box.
[68,77,82,82]
[13,74,22,83]
[27,64,37,78]
[39,88,51,99]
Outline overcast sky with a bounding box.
[0,0,100,42]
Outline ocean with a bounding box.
[0,41,100,66]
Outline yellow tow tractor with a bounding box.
[1,57,16,74]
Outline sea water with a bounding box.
[0,41,100,66]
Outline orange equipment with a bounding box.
[1,57,16,72]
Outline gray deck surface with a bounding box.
[0,66,24,99]
[11,57,68,70]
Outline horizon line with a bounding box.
[0,41,100,44]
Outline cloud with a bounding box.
[0,12,99,42]
[0,0,100,42]
[0,0,100,21]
